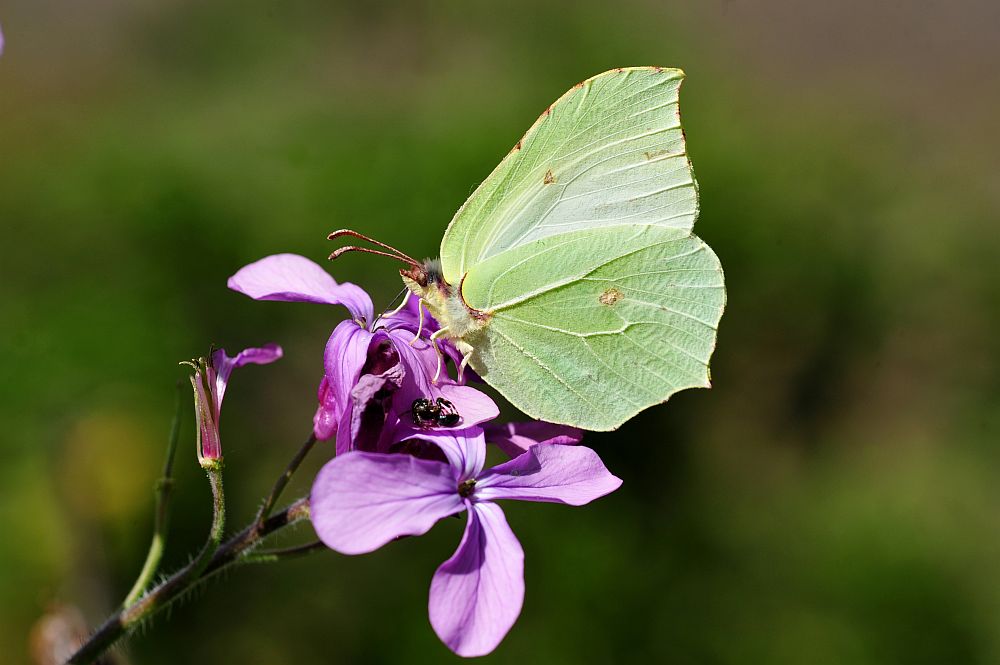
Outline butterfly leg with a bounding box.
[410,298,427,345]
[458,351,473,383]
[429,327,450,383]
[385,290,411,318]
[454,339,475,383]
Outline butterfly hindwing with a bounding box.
[460,225,725,430]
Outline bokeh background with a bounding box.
[2,1,999,663]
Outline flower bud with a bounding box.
[183,344,283,468]
[187,356,222,467]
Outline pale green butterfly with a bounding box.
[331,67,726,431]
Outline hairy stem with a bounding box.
[243,539,327,565]
[68,463,227,664]
[122,383,184,606]
[68,420,320,664]
[66,497,310,664]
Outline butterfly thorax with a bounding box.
[400,259,490,341]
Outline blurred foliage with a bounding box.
[1,0,999,663]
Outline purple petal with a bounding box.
[329,329,404,454]
[429,502,524,657]
[387,330,439,397]
[401,428,486,482]
[476,443,622,505]
[211,343,283,406]
[378,301,473,379]
[310,452,465,555]
[386,326,469,388]
[377,296,463,374]
[313,376,339,441]
[438,384,500,428]
[387,384,499,446]
[384,329,498,431]
[346,360,405,453]
[484,421,584,458]
[319,320,373,446]
[228,253,373,323]
[386,437,448,464]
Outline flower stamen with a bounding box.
[457,478,476,498]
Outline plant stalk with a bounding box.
[253,433,317,531]
[122,383,184,606]
[68,463,228,664]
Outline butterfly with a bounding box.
[330,67,726,431]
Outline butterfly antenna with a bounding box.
[328,229,421,267]
[329,245,420,265]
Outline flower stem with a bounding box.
[203,463,227,550]
[122,382,184,607]
[66,496,310,665]
[67,422,320,664]
[67,462,227,664]
[243,539,327,564]
[204,496,311,576]
[253,432,317,530]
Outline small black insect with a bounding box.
[435,398,461,427]
[410,397,461,428]
[411,398,438,427]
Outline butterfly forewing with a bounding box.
[439,67,697,286]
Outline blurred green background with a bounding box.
[2,1,999,663]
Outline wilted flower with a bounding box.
[310,426,621,656]
[228,254,497,454]
[185,345,282,467]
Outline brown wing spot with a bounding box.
[599,287,623,306]
[543,169,556,185]
[513,140,522,151]
[643,149,670,160]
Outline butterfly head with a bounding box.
[400,258,449,303]
[420,258,445,286]
[326,229,489,340]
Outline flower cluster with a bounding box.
[228,254,621,657]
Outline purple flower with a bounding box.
[310,427,622,656]
[228,254,498,453]
[185,344,283,466]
